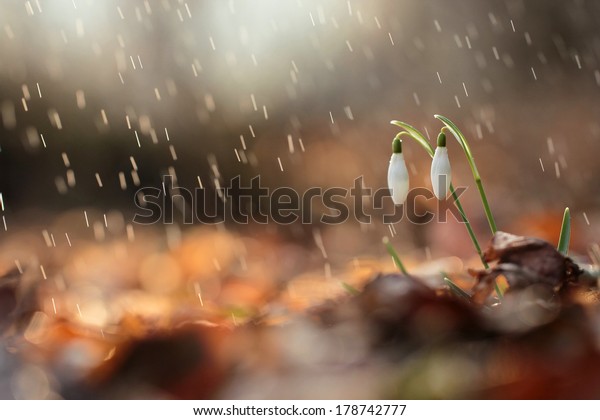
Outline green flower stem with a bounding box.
[390,121,435,156]
[390,119,503,298]
[451,185,502,297]
[449,184,486,267]
[475,178,497,233]
[435,114,498,234]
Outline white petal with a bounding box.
[430,147,452,200]
[387,153,409,205]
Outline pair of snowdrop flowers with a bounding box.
[387,131,451,205]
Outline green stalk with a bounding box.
[434,114,498,234]
[450,184,486,267]
[390,120,435,157]
[475,179,497,234]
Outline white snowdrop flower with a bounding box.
[430,132,452,200]
[387,137,409,205]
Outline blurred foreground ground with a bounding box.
[1,216,600,399]
[1,0,600,399]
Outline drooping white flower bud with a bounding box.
[387,138,409,205]
[430,132,452,200]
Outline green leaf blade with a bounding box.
[341,282,360,296]
[443,277,471,301]
[383,236,408,275]
[557,207,571,255]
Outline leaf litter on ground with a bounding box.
[0,221,599,399]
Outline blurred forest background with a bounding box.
[1,0,600,263]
